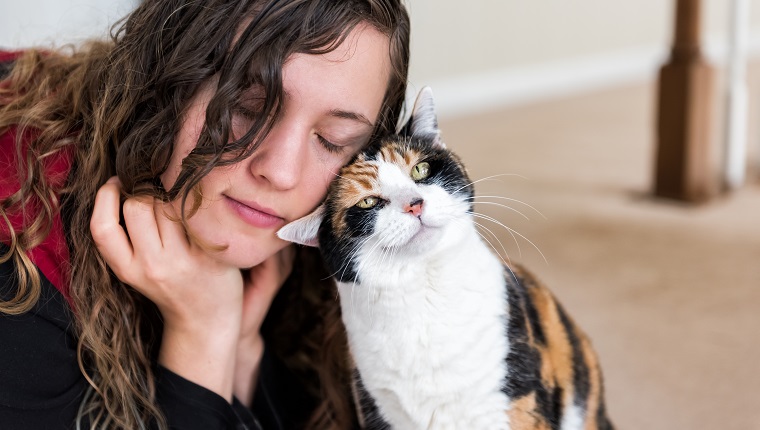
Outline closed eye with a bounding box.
[233,106,258,121]
[231,105,261,140]
[317,134,344,154]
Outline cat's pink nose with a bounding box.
[404,198,424,217]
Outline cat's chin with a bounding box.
[386,224,444,255]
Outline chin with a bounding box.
[394,226,444,256]
[211,242,272,269]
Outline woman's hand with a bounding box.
[91,178,245,325]
[90,177,246,400]
[234,244,296,405]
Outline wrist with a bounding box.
[159,319,242,402]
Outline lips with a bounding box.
[224,196,284,229]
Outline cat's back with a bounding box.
[503,264,614,430]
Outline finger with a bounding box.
[154,200,189,251]
[90,177,134,276]
[122,195,163,259]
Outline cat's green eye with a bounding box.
[411,162,430,181]
[356,196,379,209]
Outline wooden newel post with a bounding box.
[654,0,718,203]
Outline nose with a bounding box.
[404,198,424,217]
[248,121,307,190]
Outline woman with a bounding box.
[0,0,410,428]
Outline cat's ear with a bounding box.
[276,205,324,247]
[409,86,445,149]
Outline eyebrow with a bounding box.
[329,109,375,128]
[279,89,376,128]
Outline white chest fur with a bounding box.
[338,232,512,430]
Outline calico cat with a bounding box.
[278,88,613,430]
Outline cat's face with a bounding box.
[278,88,475,282]
[325,136,473,277]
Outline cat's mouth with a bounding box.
[379,222,441,253]
[411,224,436,242]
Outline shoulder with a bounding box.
[0,250,84,412]
[504,263,586,346]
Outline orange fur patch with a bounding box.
[330,159,379,234]
[329,141,430,236]
[507,393,553,430]
[508,265,608,428]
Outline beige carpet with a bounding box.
[438,79,760,430]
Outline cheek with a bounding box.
[298,158,345,212]
[301,177,332,216]
[161,150,185,191]
[161,121,204,191]
[162,82,214,190]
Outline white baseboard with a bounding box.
[413,32,760,120]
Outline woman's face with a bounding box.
[161,24,391,268]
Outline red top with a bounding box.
[1,49,75,304]
[0,126,75,305]
[0,50,24,63]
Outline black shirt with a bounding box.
[0,251,294,429]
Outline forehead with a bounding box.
[281,24,392,126]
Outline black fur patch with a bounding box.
[318,206,358,283]
[535,384,563,430]
[502,271,544,399]
[419,152,469,195]
[360,139,384,162]
[354,371,392,430]
[557,303,590,410]
[523,289,547,346]
[318,198,383,283]
[596,396,615,430]
[344,205,380,239]
[405,137,473,211]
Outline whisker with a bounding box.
[470,212,548,264]
[476,229,513,270]
[349,239,379,286]
[374,239,398,321]
[471,220,514,268]
[470,201,530,221]
[330,228,376,281]
[468,195,547,220]
[504,263,521,291]
[443,216,519,294]
[452,173,528,194]
[362,229,399,322]
[330,239,364,280]
[451,216,514,269]
[469,212,522,257]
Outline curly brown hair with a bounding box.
[0,0,410,428]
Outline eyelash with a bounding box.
[317,134,343,154]
[234,106,259,120]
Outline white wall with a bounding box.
[0,0,139,48]
[406,0,760,117]
[3,0,759,118]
